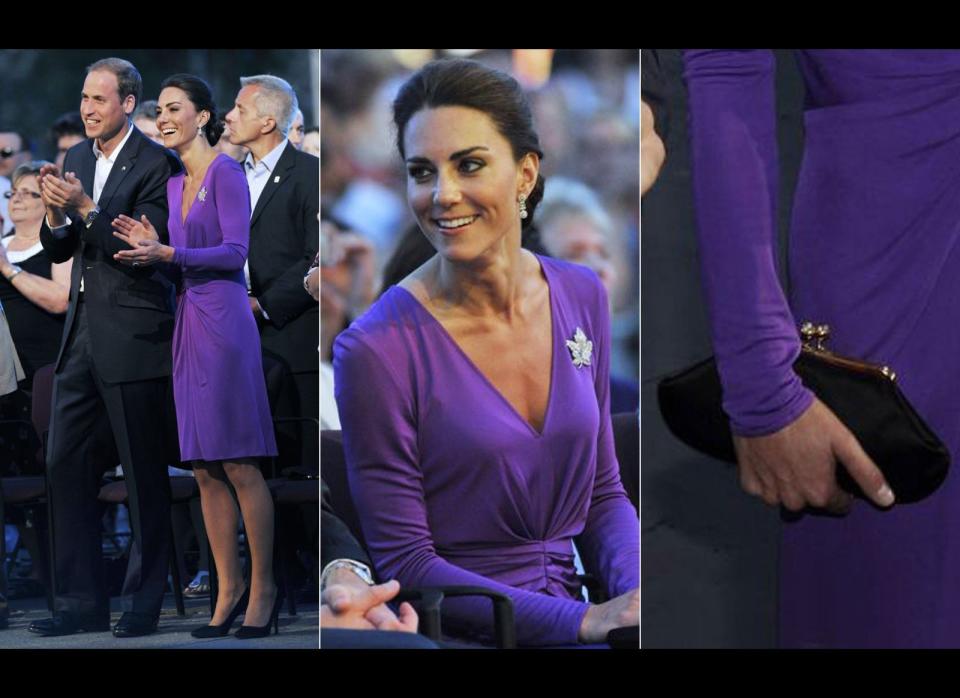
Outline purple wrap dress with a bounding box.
[168,153,277,463]
[333,255,639,646]
[684,50,960,647]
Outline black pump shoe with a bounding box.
[235,589,283,639]
[191,587,250,639]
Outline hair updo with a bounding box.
[158,73,225,146]
[392,58,546,230]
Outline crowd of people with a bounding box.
[0,55,319,640]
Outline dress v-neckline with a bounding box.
[395,255,558,439]
[180,154,222,226]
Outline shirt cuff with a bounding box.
[257,298,271,321]
[47,214,72,238]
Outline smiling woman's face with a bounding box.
[8,174,44,228]
[402,106,537,263]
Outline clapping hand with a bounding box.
[39,170,90,212]
[39,164,66,225]
[112,214,170,267]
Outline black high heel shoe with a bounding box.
[191,587,249,638]
[235,588,283,639]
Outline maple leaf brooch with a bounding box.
[565,327,593,369]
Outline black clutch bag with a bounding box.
[657,323,950,504]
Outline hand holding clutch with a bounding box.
[733,397,895,514]
[657,322,950,505]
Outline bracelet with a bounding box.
[320,559,374,591]
[5,265,22,281]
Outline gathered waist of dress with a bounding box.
[441,537,575,560]
[181,269,246,289]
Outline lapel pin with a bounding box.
[198,186,207,202]
[121,165,126,171]
[274,175,280,183]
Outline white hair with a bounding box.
[239,74,299,136]
[536,177,615,238]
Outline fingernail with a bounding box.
[877,483,895,506]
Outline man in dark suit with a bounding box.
[28,57,182,638]
[224,75,319,469]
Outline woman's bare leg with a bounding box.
[194,462,247,624]
[223,460,276,627]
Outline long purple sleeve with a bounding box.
[332,256,637,646]
[575,280,640,599]
[171,157,250,272]
[683,49,814,436]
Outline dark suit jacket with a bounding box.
[248,142,319,375]
[40,125,183,384]
[321,478,371,568]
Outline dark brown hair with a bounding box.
[159,74,225,146]
[393,58,545,229]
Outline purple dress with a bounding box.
[168,154,277,463]
[684,50,960,647]
[333,255,639,646]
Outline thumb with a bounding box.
[833,427,894,507]
[366,580,401,604]
[140,214,152,226]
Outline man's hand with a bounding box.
[39,164,66,226]
[304,266,319,302]
[321,572,418,633]
[733,397,895,513]
[641,100,665,196]
[39,171,95,219]
[249,296,263,319]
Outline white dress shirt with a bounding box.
[242,138,288,317]
[50,123,136,292]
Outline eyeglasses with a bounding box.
[0,147,20,159]
[4,189,42,200]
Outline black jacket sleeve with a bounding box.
[258,155,319,329]
[321,478,372,568]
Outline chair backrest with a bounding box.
[612,411,639,512]
[321,430,367,550]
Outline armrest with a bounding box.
[395,585,516,649]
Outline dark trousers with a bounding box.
[46,302,172,619]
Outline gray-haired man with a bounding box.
[224,75,319,468]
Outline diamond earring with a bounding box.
[518,194,528,220]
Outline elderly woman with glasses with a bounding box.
[0,161,70,387]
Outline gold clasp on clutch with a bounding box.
[800,321,831,351]
[799,320,897,382]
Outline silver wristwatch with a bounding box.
[320,559,374,591]
[83,205,100,227]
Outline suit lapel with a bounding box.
[76,142,96,199]
[96,126,142,209]
[250,142,296,228]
